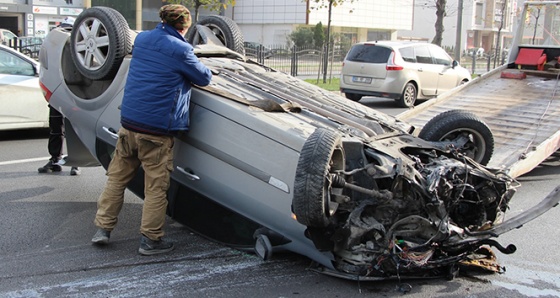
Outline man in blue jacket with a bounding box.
[91,4,212,255]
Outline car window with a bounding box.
[399,46,416,63]
[415,45,433,64]
[346,44,392,63]
[3,30,17,40]
[0,49,35,76]
[429,45,452,66]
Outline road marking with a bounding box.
[0,157,49,166]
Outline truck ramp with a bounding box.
[397,66,560,178]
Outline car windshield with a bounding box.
[346,44,391,63]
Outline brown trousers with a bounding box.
[94,127,174,240]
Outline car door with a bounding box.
[0,47,48,130]
[413,45,438,97]
[428,45,459,95]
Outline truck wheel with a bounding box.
[293,128,345,228]
[344,93,362,102]
[397,82,417,108]
[419,110,494,165]
[187,15,245,55]
[70,7,132,80]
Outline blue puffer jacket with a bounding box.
[121,23,212,135]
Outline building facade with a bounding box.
[398,0,517,55]
[0,0,86,38]
[230,0,414,46]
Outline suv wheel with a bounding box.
[397,82,417,108]
[70,7,132,80]
[187,15,245,55]
[418,110,494,165]
[292,128,345,228]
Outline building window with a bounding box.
[475,2,484,26]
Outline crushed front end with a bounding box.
[297,133,520,279]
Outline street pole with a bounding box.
[323,0,333,84]
[454,0,464,61]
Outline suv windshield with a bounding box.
[346,44,391,63]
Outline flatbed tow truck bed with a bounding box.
[398,65,560,178]
[396,0,560,178]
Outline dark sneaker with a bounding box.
[70,167,81,176]
[139,235,174,256]
[38,160,62,173]
[91,228,111,245]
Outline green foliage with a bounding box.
[163,0,235,21]
[306,0,355,9]
[289,27,315,48]
[164,0,235,11]
[313,22,325,48]
[304,78,340,91]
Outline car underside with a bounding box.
[38,6,560,281]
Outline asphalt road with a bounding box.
[1,101,559,298]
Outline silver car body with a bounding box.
[38,7,560,281]
[0,44,47,131]
[340,41,471,103]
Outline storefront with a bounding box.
[32,0,84,37]
[0,0,85,38]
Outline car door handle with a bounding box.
[102,126,118,139]
[418,68,423,72]
[176,166,200,181]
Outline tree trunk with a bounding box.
[432,0,446,46]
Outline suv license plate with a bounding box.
[352,76,372,84]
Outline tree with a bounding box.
[305,0,355,83]
[528,4,545,45]
[313,22,325,48]
[163,0,235,22]
[493,0,508,67]
[289,27,315,48]
[415,0,453,47]
[432,0,447,46]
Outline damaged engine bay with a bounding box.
[297,133,519,279]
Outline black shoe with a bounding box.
[91,228,111,245]
[70,167,81,176]
[139,235,174,256]
[38,160,62,173]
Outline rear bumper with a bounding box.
[340,88,400,99]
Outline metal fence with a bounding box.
[246,44,346,79]
[6,37,44,59]
[247,43,502,79]
[461,49,508,75]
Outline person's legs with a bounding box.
[38,106,64,173]
[93,128,141,237]
[136,133,174,240]
[135,132,174,255]
[47,107,64,161]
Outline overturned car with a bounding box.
[38,7,559,280]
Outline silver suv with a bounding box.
[37,7,558,281]
[340,41,471,107]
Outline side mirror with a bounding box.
[452,60,458,69]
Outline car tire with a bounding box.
[397,82,417,108]
[344,93,362,102]
[187,15,245,55]
[70,7,132,80]
[418,109,494,165]
[293,128,345,228]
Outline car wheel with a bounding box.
[187,15,245,55]
[418,110,494,165]
[344,93,362,102]
[397,82,417,108]
[293,128,345,228]
[70,7,132,80]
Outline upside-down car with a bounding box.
[38,7,559,280]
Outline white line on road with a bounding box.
[0,157,49,166]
